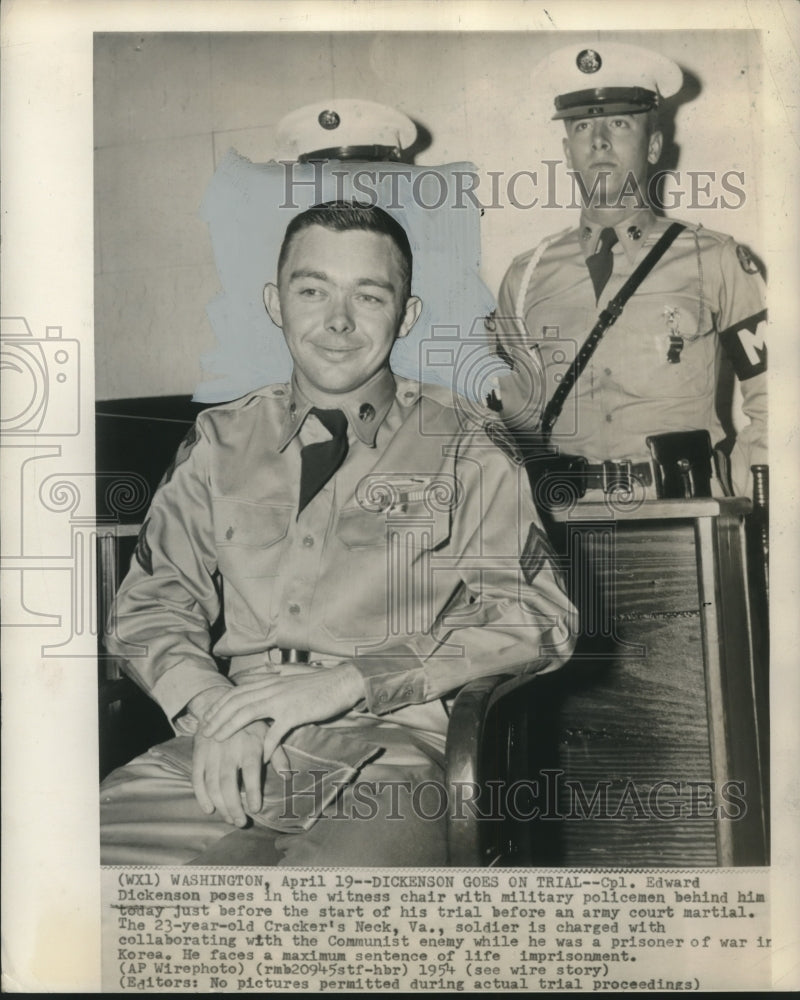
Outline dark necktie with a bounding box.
[586,226,619,302]
[298,407,349,514]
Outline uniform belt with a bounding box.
[280,648,309,664]
[229,650,329,675]
[558,456,653,492]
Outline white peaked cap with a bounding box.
[277,99,418,161]
[535,41,683,120]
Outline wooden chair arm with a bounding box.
[445,670,546,867]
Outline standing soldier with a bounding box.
[493,41,766,501]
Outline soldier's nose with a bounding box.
[591,122,611,148]
[325,299,354,334]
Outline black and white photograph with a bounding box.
[1,0,798,992]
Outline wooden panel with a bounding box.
[520,503,768,867]
[527,519,719,866]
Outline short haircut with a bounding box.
[277,200,413,301]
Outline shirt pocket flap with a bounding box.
[214,498,293,549]
[335,507,386,548]
[336,501,451,550]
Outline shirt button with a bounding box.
[302,535,314,548]
[402,686,413,698]
[605,414,613,423]
[377,690,389,703]
[288,603,301,615]
[604,367,612,376]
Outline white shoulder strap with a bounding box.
[513,227,571,322]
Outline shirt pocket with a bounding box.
[335,507,386,549]
[214,498,292,567]
[336,500,452,551]
[320,501,452,644]
[605,299,715,402]
[213,498,293,637]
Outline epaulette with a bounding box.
[397,377,459,412]
[661,218,732,247]
[509,225,574,270]
[196,383,290,429]
[252,382,292,401]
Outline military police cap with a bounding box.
[537,41,683,120]
[277,98,417,162]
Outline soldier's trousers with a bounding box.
[100,726,448,867]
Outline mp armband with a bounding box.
[719,309,767,380]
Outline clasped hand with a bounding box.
[191,663,365,827]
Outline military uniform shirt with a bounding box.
[107,369,575,737]
[494,208,767,495]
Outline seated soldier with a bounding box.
[100,201,576,867]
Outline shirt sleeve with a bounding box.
[488,257,548,433]
[352,431,577,714]
[714,237,768,495]
[494,259,524,352]
[105,416,233,727]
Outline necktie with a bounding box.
[586,227,619,302]
[298,407,349,514]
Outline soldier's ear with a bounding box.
[396,296,422,340]
[562,135,574,170]
[647,130,663,165]
[264,283,282,327]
